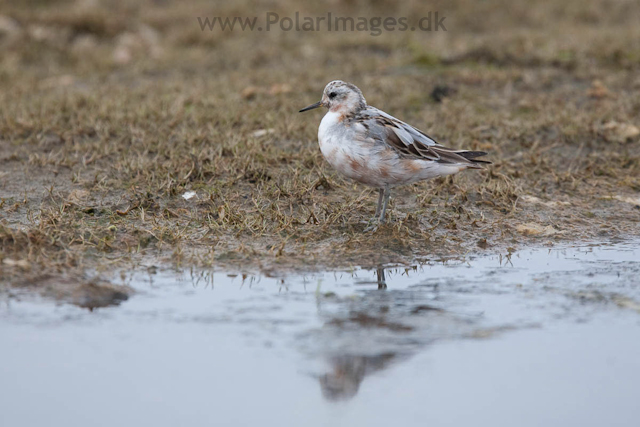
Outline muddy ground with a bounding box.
[1,0,639,305]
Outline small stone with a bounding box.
[182,191,196,200]
[268,83,292,95]
[599,121,640,143]
[516,223,561,236]
[241,86,260,99]
[251,128,275,137]
[587,80,612,99]
[67,189,90,204]
[430,84,457,103]
[3,258,30,268]
[113,45,132,64]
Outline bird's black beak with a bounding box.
[299,101,322,113]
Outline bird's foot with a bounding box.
[364,224,379,233]
[363,218,381,233]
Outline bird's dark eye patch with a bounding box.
[329,92,337,99]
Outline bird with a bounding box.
[299,80,490,230]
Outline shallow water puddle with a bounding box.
[1,241,640,427]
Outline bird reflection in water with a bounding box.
[317,265,442,401]
[376,267,387,289]
[320,353,396,401]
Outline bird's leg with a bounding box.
[374,188,384,217]
[365,187,390,232]
[364,188,384,230]
[378,187,391,223]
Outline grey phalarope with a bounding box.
[299,80,490,228]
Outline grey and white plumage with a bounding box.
[299,80,490,227]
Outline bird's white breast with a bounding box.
[317,111,345,168]
[318,111,342,147]
[317,110,379,185]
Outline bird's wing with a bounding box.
[354,107,488,166]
